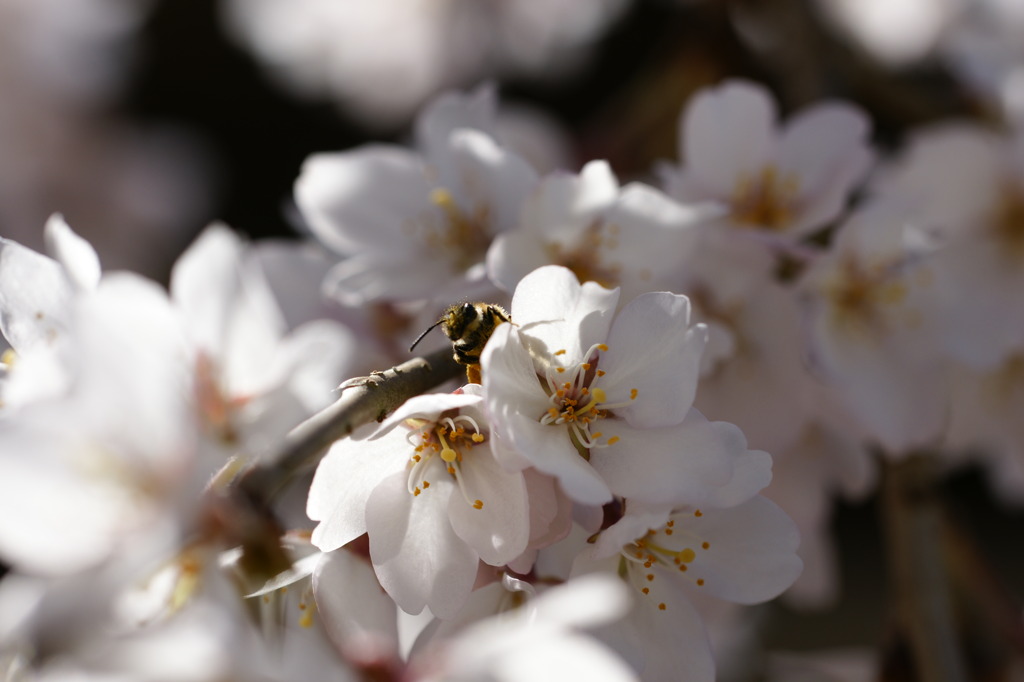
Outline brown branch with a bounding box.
[881,453,969,682]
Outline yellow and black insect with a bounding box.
[409,302,510,383]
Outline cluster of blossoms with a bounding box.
[4,71,1024,681]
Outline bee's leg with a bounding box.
[466,364,482,384]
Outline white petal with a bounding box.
[295,146,435,255]
[313,549,399,652]
[682,80,777,195]
[365,472,478,618]
[0,238,73,353]
[674,496,803,604]
[591,412,736,507]
[307,426,410,551]
[446,447,529,566]
[510,265,619,361]
[43,214,100,291]
[599,292,706,428]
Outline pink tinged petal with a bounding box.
[600,292,707,428]
[0,238,73,353]
[295,146,436,255]
[676,495,803,604]
[508,265,619,361]
[590,412,736,507]
[307,426,411,552]
[43,214,100,291]
[312,550,399,654]
[778,103,875,236]
[682,79,777,196]
[365,472,479,619]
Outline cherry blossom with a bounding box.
[307,386,529,618]
[660,79,873,249]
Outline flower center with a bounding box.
[419,188,493,272]
[406,414,487,510]
[537,343,638,457]
[618,511,711,611]
[544,223,623,289]
[825,256,908,334]
[730,165,800,231]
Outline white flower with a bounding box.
[578,496,802,682]
[660,79,873,246]
[487,160,714,302]
[295,89,537,305]
[483,265,755,508]
[307,386,529,618]
[170,224,357,465]
[409,574,638,682]
[797,199,948,454]
[0,272,196,575]
[871,123,1024,369]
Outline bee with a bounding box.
[409,302,511,383]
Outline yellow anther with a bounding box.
[471,433,485,443]
[414,488,421,496]
[658,603,667,611]
[696,579,705,587]
[473,499,484,509]
[642,587,650,595]
[646,574,655,582]
[694,509,703,517]
[556,367,566,373]
[702,542,710,550]
[597,344,608,351]
[430,187,456,208]
[423,481,431,488]
[597,369,606,377]
[607,436,620,445]
[554,349,567,355]
[630,388,638,400]
[581,362,591,370]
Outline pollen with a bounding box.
[473,499,484,510]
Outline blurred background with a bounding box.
[3,0,1024,677]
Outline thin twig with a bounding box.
[238,346,462,503]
